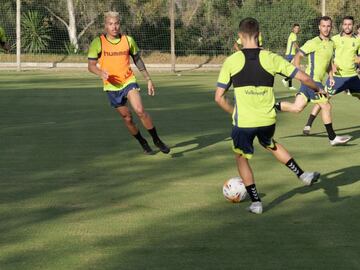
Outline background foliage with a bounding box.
[0,0,359,56]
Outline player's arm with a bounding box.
[275,53,323,95]
[87,37,108,80]
[88,59,108,80]
[293,51,303,69]
[131,53,155,96]
[294,70,323,93]
[128,36,155,96]
[215,87,233,114]
[327,61,335,87]
[215,61,233,114]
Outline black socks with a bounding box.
[245,184,261,202]
[285,158,304,178]
[306,114,317,127]
[325,123,336,140]
[148,127,161,143]
[133,131,148,145]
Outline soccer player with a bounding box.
[275,16,352,146]
[282,23,301,90]
[215,17,321,214]
[0,26,10,52]
[233,32,263,50]
[302,16,360,134]
[88,11,170,155]
[355,24,360,73]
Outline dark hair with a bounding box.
[343,16,354,23]
[319,16,332,24]
[293,23,300,28]
[239,17,259,37]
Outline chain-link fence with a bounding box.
[0,0,359,69]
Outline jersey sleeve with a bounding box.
[290,33,297,43]
[273,53,298,78]
[127,36,140,55]
[87,37,101,60]
[217,59,232,90]
[299,39,315,56]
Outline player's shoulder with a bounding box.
[226,51,244,62]
[90,35,101,44]
[259,49,285,65]
[125,35,136,42]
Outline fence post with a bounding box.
[321,0,326,16]
[16,0,21,72]
[170,0,175,72]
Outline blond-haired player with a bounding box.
[88,12,170,154]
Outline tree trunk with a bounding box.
[67,0,78,52]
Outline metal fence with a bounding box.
[0,0,359,71]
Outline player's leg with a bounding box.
[275,92,307,113]
[347,76,360,100]
[304,77,348,136]
[116,105,154,154]
[127,89,170,153]
[106,90,154,154]
[318,101,352,145]
[257,124,320,185]
[303,104,321,135]
[232,126,262,214]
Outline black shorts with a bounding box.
[231,124,276,159]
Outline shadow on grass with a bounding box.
[280,124,360,142]
[267,165,360,212]
[171,133,231,158]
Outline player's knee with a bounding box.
[134,107,147,118]
[319,102,331,111]
[293,105,304,113]
[120,112,133,124]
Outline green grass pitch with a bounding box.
[0,70,359,270]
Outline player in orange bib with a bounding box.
[88,11,170,155]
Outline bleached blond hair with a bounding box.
[104,11,120,22]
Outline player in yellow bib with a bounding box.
[88,11,170,155]
[282,23,300,90]
[275,16,352,146]
[302,16,360,135]
[216,18,321,214]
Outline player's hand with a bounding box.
[355,56,360,65]
[147,79,155,96]
[332,63,338,73]
[100,70,109,80]
[325,85,335,96]
[328,77,335,87]
[318,88,329,98]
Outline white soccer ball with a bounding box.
[223,177,247,203]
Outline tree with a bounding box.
[42,0,113,52]
[21,10,51,53]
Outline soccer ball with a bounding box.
[223,177,247,203]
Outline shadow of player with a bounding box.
[280,124,360,142]
[171,133,231,158]
[266,165,360,211]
